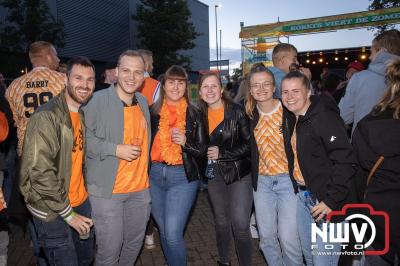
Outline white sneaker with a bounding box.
[145,233,156,250]
[0,255,7,266]
[250,224,259,239]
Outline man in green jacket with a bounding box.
[19,56,96,266]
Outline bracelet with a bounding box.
[64,211,76,223]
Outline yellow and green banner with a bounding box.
[240,7,400,38]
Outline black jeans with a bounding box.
[32,199,94,266]
[208,173,253,266]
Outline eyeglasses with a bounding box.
[250,82,274,90]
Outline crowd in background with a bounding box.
[0,29,399,266]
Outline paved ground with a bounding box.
[8,190,266,266]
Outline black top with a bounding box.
[285,95,358,211]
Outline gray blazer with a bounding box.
[82,85,151,198]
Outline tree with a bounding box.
[133,0,200,76]
[0,0,65,53]
[231,65,243,82]
[368,0,400,34]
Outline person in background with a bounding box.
[352,59,400,266]
[19,56,96,265]
[339,29,400,134]
[269,43,312,99]
[281,71,357,266]
[96,61,117,91]
[137,49,161,250]
[83,50,151,265]
[333,61,364,104]
[6,40,66,266]
[245,65,302,266]
[137,49,161,105]
[318,73,342,102]
[149,65,206,266]
[198,72,252,266]
[0,110,9,266]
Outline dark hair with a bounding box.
[320,73,341,94]
[245,65,276,118]
[151,65,189,115]
[66,56,95,77]
[281,71,311,91]
[372,29,400,56]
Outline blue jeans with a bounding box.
[253,173,302,266]
[32,199,94,266]
[150,163,199,266]
[297,189,341,266]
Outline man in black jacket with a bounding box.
[281,71,357,266]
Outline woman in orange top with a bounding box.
[198,72,252,266]
[149,65,207,266]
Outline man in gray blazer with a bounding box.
[82,50,151,265]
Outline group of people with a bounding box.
[0,30,398,266]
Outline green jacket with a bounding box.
[20,91,85,221]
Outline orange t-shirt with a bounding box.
[139,77,160,105]
[151,104,183,164]
[69,112,88,207]
[0,112,9,142]
[5,67,66,155]
[254,103,289,176]
[208,106,224,134]
[291,123,305,184]
[113,105,149,193]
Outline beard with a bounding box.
[67,84,93,105]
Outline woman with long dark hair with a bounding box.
[149,65,207,266]
[198,72,253,266]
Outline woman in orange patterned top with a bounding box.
[245,65,302,266]
[149,65,207,266]
[198,72,252,266]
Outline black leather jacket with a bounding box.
[205,103,251,184]
[150,104,207,182]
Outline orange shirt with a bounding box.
[5,67,66,155]
[151,104,183,164]
[69,112,88,207]
[113,105,149,194]
[254,103,289,176]
[208,106,224,134]
[139,77,160,105]
[0,112,9,142]
[291,122,305,184]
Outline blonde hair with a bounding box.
[29,41,54,62]
[245,65,275,119]
[374,59,400,119]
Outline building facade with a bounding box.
[0,0,209,72]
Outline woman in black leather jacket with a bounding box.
[198,72,252,266]
[149,65,207,266]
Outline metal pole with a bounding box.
[219,29,222,63]
[215,5,219,71]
